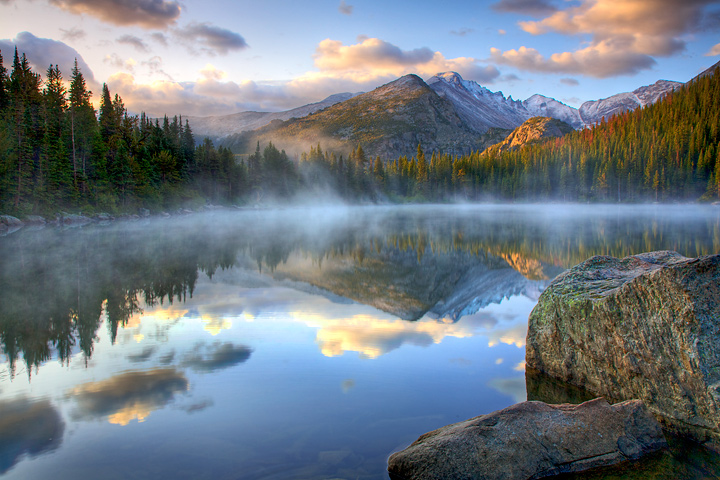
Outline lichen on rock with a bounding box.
[526,251,720,449]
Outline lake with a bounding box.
[1,204,720,479]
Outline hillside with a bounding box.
[483,117,574,155]
[221,74,493,159]
[185,93,357,142]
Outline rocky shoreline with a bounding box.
[389,250,720,479]
[0,205,243,235]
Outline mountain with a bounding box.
[214,71,682,159]
[578,80,681,126]
[523,95,583,129]
[429,71,680,131]
[185,92,358,141]
[426,72,528,132]
[483,117,575,155]
[221,74,488,159]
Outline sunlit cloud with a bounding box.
[68,368,189,426]
[707,42,720,56]
[490,43,657,78]
[491,0,719,77]
[312,37,501,84]
[203,317,232,335]
[49,0,182,29]
[297,304,528,358]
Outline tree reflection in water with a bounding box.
[0,205,718,377]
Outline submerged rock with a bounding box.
[526,251,720,449]
[387,398,666,480]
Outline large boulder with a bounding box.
[526,251,720,448]
[387,398,666,480]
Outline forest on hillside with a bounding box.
[1,46,718,215]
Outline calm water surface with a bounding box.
[1,205,720,479]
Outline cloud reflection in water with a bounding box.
[68,368,189,426]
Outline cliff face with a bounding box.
[526,251,720,449]
[483,116,574,155]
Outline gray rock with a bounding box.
[526,251,720,449]
[0,214,22,227]
[24,215,46,225]
[57,212,91,226]
[387,398,666,480]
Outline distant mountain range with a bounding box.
[188,71,684,159]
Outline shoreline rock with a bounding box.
[526,251,720,449]
[387,398,666,480]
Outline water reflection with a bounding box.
[0,205,718,479]
[0,205,717,375]
[0,398,64,473]
[68,368,189,426]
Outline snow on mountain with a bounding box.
[428,71,680,132]
[427,72,528,133]
[523,94,583,129]
[579,80,681,126]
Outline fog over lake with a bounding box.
[1,204,719,479]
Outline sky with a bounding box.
[1,0,719,117]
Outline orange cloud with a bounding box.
[49,0,181,29]
[492,0,717,77]
[312,37,500,84]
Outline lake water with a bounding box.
[1,204,720,479]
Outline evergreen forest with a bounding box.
[1,46,719,216]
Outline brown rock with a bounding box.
[387,398,666,480]
[526,251,720,448]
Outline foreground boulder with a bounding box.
[526,251,720,449]
[388,398,665,480]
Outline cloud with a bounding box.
[489,43,657,78]
[181,342,252,373]
[707,42,720,56]
[338,0,353,15]
[107,71,299,116]
[560,77,579,86]
[60,26,86,42]
[492,0,719,77]
[109,36,501,117]
[0,398,65,474]
[487,377,526,403]
[492,0,558,17]
[69,368,188,425]
[117,34,149,52]
[175,22,248,55]
[48,0,181,29]
[312,37,500,84]
[151,32,169,47]
[0,32,98,87]
[450,28,475,37]
[141,55,172,80]
[104,53,136,72]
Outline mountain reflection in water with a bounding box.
[0,205,718,479]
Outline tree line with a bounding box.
[1,46,719,214]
